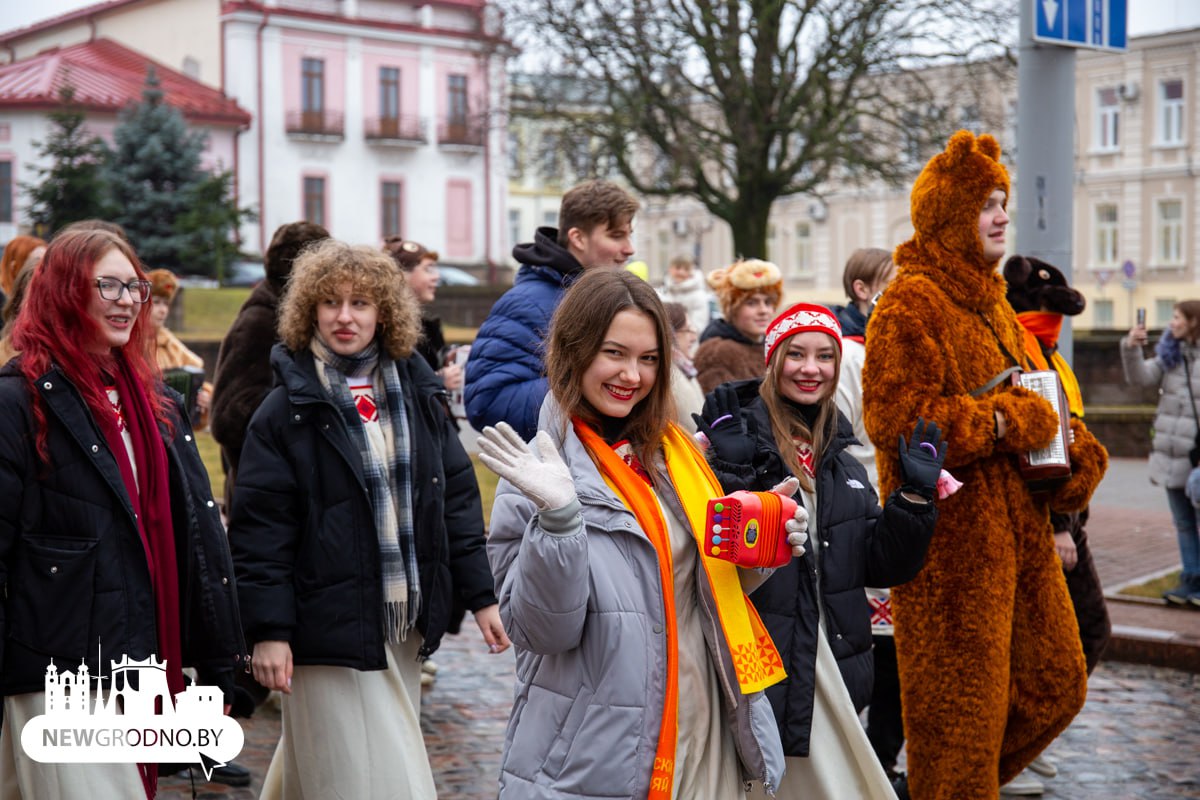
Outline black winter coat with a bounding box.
[229,345,497,667]
[0,362,246,697]
[707,379,937,757]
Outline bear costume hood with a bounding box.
[894,130,1011,314]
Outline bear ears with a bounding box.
[945,130,1002,165]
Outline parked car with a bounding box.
[437,266,480,287]
[222,260,264,287]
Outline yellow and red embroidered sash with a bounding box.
[573,419,786,800]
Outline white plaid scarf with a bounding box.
[312,336,419,641]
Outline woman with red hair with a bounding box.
[0,229,245,799]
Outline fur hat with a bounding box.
[266,221,330,289]
[1003,255,1086,316]
[384,238,439,271]
[910,130,1010,261]
[764,302,842,365]
[707,258,783,319]
[147,268,178,302]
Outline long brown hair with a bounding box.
[546,270,675,470]
[1177,300,1200,344]
[758,332,842,493]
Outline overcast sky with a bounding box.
[1,0,1198,50]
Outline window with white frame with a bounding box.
[508,209,522,250]
[794,222,813,278]
[1155,299,1175,326]
[766,224,778,262]
[1156,199,1183,264]
[303,176,326,227]
[1095,203,1119,266]
[1096,87,1119,150]
[0,161,11,223]
[380,181,402,239]
[1159,79,1184,145]
[1092,298,1114,328]
[507,131,521,178]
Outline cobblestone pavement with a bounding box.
[159,628,1199,799]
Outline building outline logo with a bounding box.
[20,653,244,780]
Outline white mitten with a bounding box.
[785,507,809,558]
[478,422,577,511]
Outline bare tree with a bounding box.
[504,0,1015,258]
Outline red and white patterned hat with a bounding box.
[763,302,842,365]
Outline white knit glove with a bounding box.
[478,422,577,511]
[771,476,809,558]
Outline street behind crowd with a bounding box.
[158,456,1200,799]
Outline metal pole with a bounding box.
[1016,0,1077,362]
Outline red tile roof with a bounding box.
[0,0,149,44]
[0,38,250,127]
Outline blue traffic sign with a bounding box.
[1033,0,1127,52]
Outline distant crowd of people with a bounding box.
[1,126,1195,800]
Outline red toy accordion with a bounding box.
[704,490,799,569]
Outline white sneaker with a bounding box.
[1027,754,1057,779]
[421,659,439,676]
[1000,770,1045,796]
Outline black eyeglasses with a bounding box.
[95,278,152,304]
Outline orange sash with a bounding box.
[573,419,786,799]
[1016,312,1085,418]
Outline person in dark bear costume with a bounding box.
[1003,254,1112,792]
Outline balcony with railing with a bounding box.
[285,110,345,140]
[438,115,487,149]
[365,114,427,145]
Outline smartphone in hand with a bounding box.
[1136,308,1146,327]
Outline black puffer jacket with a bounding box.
[706,379,937,757]
[229,345,497,666]
[0,362,246,697]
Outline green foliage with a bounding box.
[105,69,253,276]
[22,85,111,237]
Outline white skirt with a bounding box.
[747,632,896,800]
[260,635,435,800]
[1,692,146,800]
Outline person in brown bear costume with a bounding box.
[862,130,1108,800]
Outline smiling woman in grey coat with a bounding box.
[479,270,805,800]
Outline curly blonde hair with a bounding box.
[278,239,420,359]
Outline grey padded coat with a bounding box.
[1121,337,1200,488]
[487,402,785,799]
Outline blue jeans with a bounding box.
[1165,487,1200,581]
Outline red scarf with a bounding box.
[96,357,182,799]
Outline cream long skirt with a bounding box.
[1,692,146,800]
[260,635,435,800]
[747,632,896,800]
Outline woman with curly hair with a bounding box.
[228,239,508,799]
[0,229,244,799]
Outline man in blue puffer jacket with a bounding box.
[464,179,638,438]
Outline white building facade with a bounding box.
[0,0,509,267]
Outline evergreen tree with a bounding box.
[23,84,111,237]
[107,68,249,276]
